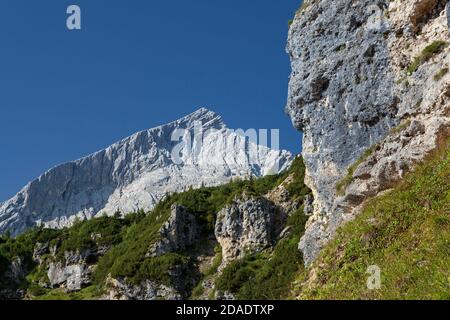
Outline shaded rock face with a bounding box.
[4,257,26,284]
[215,196,284,266]
[287,0,450,264]
[0,108,292,236]
[149,204,200,257]
[0,258,27,300]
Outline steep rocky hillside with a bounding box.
[286,0,450,265]
[292,136,449,299]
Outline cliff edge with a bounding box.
[286,0,450,264]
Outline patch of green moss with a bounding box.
[389,120,411,136]
[407,40,448,75]
[433,67,449,81]
[205,245,223,277]
[334,43,346,52]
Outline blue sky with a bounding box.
[0,0,302,201]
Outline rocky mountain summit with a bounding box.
[286,0,450,264]
[0,108,292,236]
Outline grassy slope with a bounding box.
[293,142,450,300]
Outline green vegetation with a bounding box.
[0,214,142,296]
[285,156,310,200]
[294,138,450,299]
[204,245,223,277]
[215,207,309,299]
[91,200,179,286]
[190,245,223,300]
[54,213,141,262]
[93,157,306,287]
[433,67,448,81]
[0,227,63,291]
[32,285,101,300]
[137,253,191,286]
[407,40,448,75]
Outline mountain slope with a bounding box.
[293,137,450,300]
[0,157,310,300]
[0,108,292,236]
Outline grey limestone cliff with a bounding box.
[287,0,450,264]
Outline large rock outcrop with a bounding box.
[0,108,292,236]
[149,204,200,257]
[103,276,183,301]
[287,0,450,264]
[46,250,101,292]
[215,196,284,266]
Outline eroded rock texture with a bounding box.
[149,204,200,257]
[215,196,284,266]
[103,276,183,301]
[287,0,450,264]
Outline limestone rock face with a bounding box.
[104,276,183,301]
[287,0,450,264]
[47,262,91,293]
[3,257,26,285]
[149,204,200,257]
[215,196,283,266]
[0,108,292,236]
[47,249,104,292]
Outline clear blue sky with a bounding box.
[0,0,303,201]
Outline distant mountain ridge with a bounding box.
[0,108,292,236]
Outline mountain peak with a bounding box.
[170,107,225,130]
[0,109,292,236]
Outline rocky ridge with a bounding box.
[0,108,292,236]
